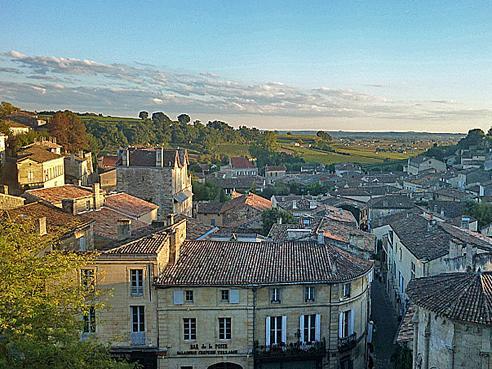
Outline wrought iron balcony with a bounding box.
[338,333,357,352]
[130,332,146,346]
[254,339,326,360]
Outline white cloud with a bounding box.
[0,50,491,127]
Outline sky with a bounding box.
[0,0,491,132]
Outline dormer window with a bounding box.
[271,287,281,303]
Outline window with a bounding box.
[268,316,284,345]
[83,306,96,333]
[305,286,315,302]
[411,262,416,279]
[85,200,91,211]
[183,318,196,340]
[388,230,394,245]
[221,289,230,302]
[271,287,281,303]
[399,272,405,294]
[302,314,316,343]
[131,306,145,332]
[78,236,87,251]
[211,218,216,226]
[81,269,95,291]
[181,367,193,369]
[399,248,403,261]
[338,310,353,338]
[130,269,144,296]
[343,283,351,298]
[218,317,232,340]
[185,290,194,303]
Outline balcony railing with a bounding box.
[338,333,357,352]
[130,286,144,296]
[255,339,326,360]
[130,332,146,346]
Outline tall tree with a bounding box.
[177,114,191,126]
[138,111,149,119]
[48,111,88,153]
[0,219,134,369]
[0,101,19,118]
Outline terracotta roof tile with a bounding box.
[25,185,94,204]
[104,193,158,218]
[407,272,492,326]
[230,156,255,169]
[156,240,373,287]
[17,146,63,163]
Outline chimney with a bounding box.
[460,216,470,230]
[167,213,175,227]
[36,217,47,236]
[317,230,325,245]
[292,200,297,209]
[61,198,76,215]
[277,217,282,225]
[117,219,132,240]
[92,183,102,210]
[1,185,8,194]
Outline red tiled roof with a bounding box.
[99,155,118,168]
[407,272,492,326]
[230,156,255,169]
[17,146,63,163]
[25,185,93,204]
[156,240,373,287]
[104,193,158,218]
[5,202,93,233]
[220,193,272,213]
[103,230,168,255]
[84,207,149,241]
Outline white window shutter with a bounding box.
[173,290,184,305]
[281,316,287,344]
[349,309,355,335]
[299,315,305,343]
[315,314,321,342]
[338,312,344,338]
[229,289,239,304]
[265,317,271,347]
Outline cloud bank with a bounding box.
[0,50,491,130]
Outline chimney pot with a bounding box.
[317,230,324,245]
[167,213,175,226]
[36,217,47,236]
[117,219,132,240]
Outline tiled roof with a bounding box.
[407,272,492,326]
[104,193,158,217]
[367,195,414,209]
[7,120,30,128]
[317,218,375,252]
[265,165,287,172]
[267,223,306,241]
[230,156,255,169]
[184,216,218,240]
[25,185,93,204]
[426,200,466,219]
[83,207,149,244]
[395,305,415,344]
[98,155,118,168]
[156,240,373,287]
[104,230,169,255]
[17,146,63,163]
[124,147,188,167]
[5,202,93,233]
[220,193,272,213]
[207,176,265,190]
[197,202,223,214]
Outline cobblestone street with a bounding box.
[371,278,399,369]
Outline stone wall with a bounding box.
[0,193,25,210]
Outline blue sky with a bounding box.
[0,0,491,132]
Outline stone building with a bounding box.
[155,236,373,369]
[372,211,492,317]
[116,147,192,219]
[264,165,287,184]
[86,218,373,369]
[220,156,258,178]
[406,272,492,369]
[405,156,446,175]
[196,192,272,228]
[3,145,65,194]
[64,151,94,186]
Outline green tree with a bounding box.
[0,220,135,369]
[177,114,191,126]
[138,111,148,119]
[261,208,294,235]
[0,101,19,118]
[316,130,332,142]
